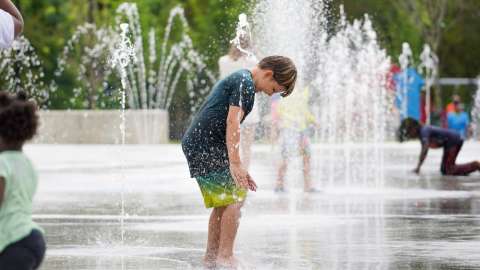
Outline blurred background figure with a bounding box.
[442,94,461,128]
[447,102,470,139]
[274,86,317,193]
[446,94,461,114]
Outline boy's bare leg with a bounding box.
[303,154,312,191]
[204,207,225,268]
[276,159,287,190]
[216,202,243,268]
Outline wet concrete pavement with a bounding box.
[27,143,480,269]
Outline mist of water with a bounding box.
[55,3,216,113]
[418,44,439,125]
[253,1,391,189]
[472,78,480,140]
[0,36,55,107]
[110,22,136,247]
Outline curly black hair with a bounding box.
[0,91,39,146]
[397,117,421,142]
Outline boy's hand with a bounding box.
[230,163,256,191]
[247,175,257,192]
[230,163,248,188]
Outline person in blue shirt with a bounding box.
[398,118,480,176]
[182,56,297,268]
[394,67,425,121]
[447,102,470,139]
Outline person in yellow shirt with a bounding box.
[274,85,317,192]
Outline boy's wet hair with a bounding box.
[0,91,39,146]
[397,117,421,142]
[259,56,297,97]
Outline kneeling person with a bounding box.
[398,118,480,176]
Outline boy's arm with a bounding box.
[226,105,256,191]
[226,105,244,165]
[226,105,247,187]
[0,0,23,37]
[0,177,4,207]
[414,143,428,174]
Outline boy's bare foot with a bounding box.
[304,187,320,193]
[216,255,239,269]
[275,180,285,193]
[203,255,216,269]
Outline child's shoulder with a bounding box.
[0,152,14,176]
[230,69,253,83]
[220,69,252,87]
[227,68,250,77]
[0,151,28,164]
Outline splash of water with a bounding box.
[253,0,328,81]
[55,3,215,113]
[472,78,480,140]
[110,22,136,245]
[253,0,326,209]
[0,36,55,107]
[115,3,216,112]
[398,42,413,120]
[231,13,256,60]
[317,11,390,188]
[253,1,390,188]
[418,44,438,125]
[55,23,117,108]
[52,3,217,143]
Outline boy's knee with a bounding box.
[230,202,243,210]
[444,167,455,175]
[226,203,243,218]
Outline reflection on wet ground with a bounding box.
[27,143,480,269]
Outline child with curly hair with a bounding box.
[0,91,45,270]
[398,117,480,176]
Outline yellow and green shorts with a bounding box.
[195,170,247,208]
